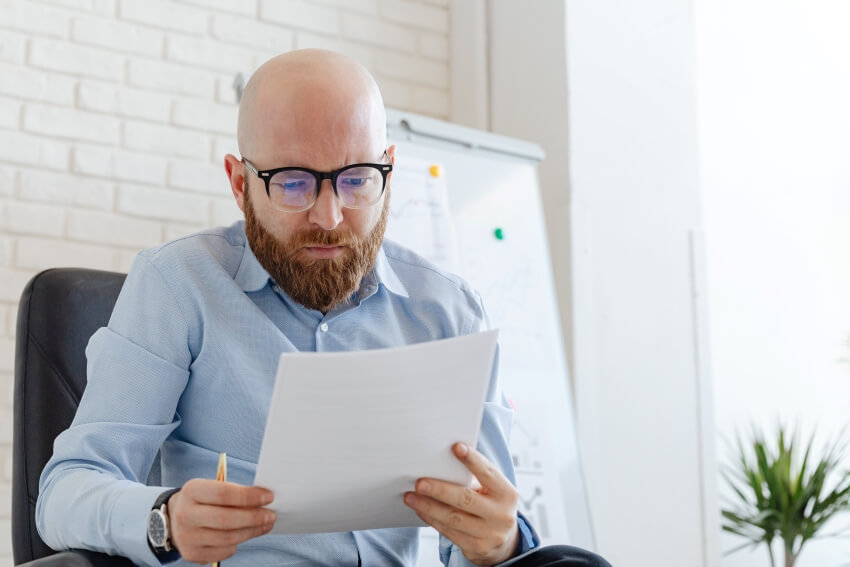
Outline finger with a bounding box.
[404,492,488,538]
[187,479,274,507]
[413,512,487,561]
[174,524,273,563]
[194,523,274,547]
[452,443,512,495]
[191,504,276,530]
[412,478,494,518]
[411,505,519,566]
[179,544,238,565]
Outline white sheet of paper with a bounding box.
[253,329,499,534]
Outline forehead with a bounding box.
[251,80,385,169]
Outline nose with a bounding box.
[307,179,343,231]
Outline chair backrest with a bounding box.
[12,268,130,563]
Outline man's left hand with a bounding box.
[404,442,519,566]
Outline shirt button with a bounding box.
[319,323,329,332]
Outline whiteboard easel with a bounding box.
[384,110,594,563]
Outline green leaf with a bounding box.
[719,422,850,561]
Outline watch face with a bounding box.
[148,509,167,547]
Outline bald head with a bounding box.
[237,49,387,166]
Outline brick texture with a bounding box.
[71,15,165,57]
[127,58,217,98]
[0,166,12,197]
[123,121,211,160]
[16,237,116,271]
[0,237,12,266]
[72,146,168,185]
[29,38,125,81]
[165,35,261,73]
[77,81,172,122]
[0,306,11,340]
[18,169,114,210]
[0,200,66,238]
[168,158,229,194]
[23,103,121,145]
[66,210,163,248]
[0,98,20,130]
[118,0,209,35]
[0,268,34,302]
[0,30,27,65]
[341,13,417,52]
[116,184,204,223]
[0,63,76,105]
[0,131,69,170]
[210,14,295,53]
[171,98,237,135]
[0,0,70,38]
[0,2,451,555]
[174,0,257,16]
[260,0,342,35]
[381,0,448,33]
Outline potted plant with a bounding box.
[720,423,850,567]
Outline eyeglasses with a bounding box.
[242,150,393,213]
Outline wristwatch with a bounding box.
[147,488,182,562]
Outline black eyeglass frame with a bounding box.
[242,150,393,213]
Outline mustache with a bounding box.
[288,229,355,248]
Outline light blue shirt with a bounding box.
[36,221,532,566]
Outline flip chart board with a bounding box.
[384,110,595,564]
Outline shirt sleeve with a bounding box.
[36,254,192,567]
[438,295,539,567]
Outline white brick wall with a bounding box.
[0,1,450,564]
[0,31,28,64]
[72,15,166,57]
[0,62,76,104]
[30,38,126,80]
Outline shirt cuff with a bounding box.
[515,511,539,556]
[111,484,178,567]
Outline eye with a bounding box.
[339,177,367,188]
[283,180,309,190]
[271,179,310,193]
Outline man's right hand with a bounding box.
[167,478,276,564]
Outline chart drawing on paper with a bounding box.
[385,155,460,275]
[509,402,568,544]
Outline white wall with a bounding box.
[695,1,850,565]
[0,1,449,564]
[563,1,716,565]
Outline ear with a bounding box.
[224,154,246,212]
[386,144,396,182]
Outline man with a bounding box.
[37,50,609,567]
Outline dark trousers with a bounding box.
[501,545,612,567]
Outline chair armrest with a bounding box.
[17,550,136,567]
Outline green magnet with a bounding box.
[494,227,504,240]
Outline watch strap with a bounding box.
[154,487,181,510]
[150,487,182,563]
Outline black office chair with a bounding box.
[12,268,149,567]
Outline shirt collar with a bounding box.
[234,222,273,293]
[370,247,409,298]
[232,221,409,299]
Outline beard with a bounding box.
[244,187,390,313]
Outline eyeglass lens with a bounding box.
[268,165,384,211]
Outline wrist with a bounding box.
[501,524,521,562]
[147,488,182,562]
